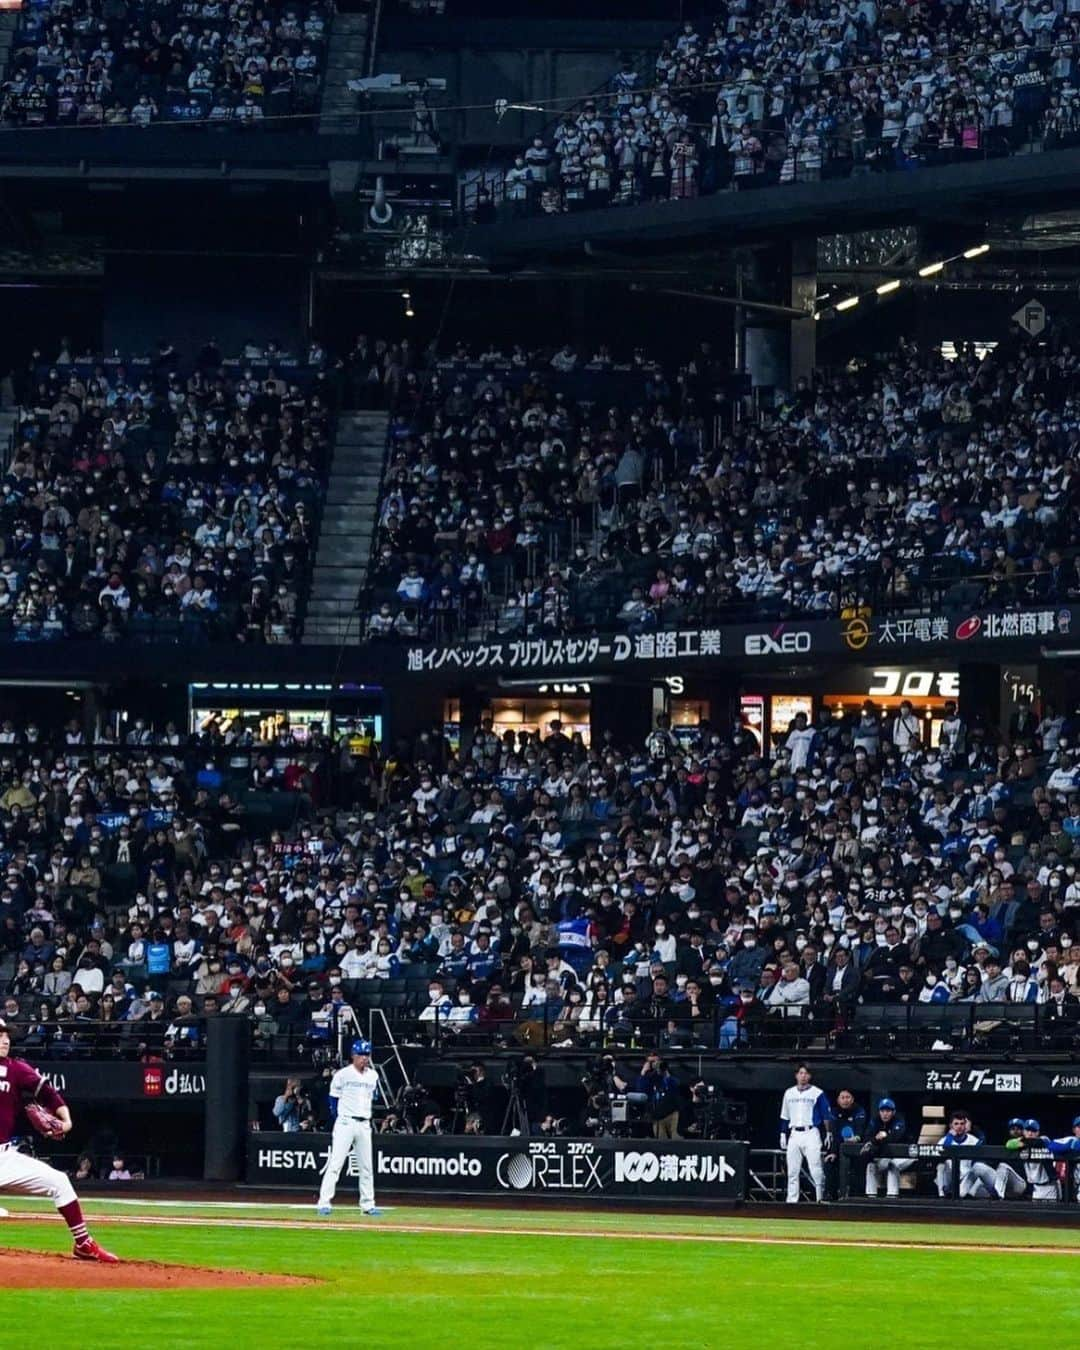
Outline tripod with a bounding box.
[501,1082,530,1136]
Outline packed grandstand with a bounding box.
[1,691,1078,1058]
[480,3,1080,213]
[7,323,1079,647]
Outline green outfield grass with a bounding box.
[2,1200,1078,1349]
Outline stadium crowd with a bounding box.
[2,0,327,128]
[2,340,335,642]
[1,687,1079,1065]
[365,324,1080,642]
[489,3,1080,215]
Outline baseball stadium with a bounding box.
[4,0,1080,1344]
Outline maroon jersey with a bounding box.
[0,1054,66,1145]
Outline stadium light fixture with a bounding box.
[835,295,859,312]
[962,244,990,259]
[876,279,901,296]
[918,261,945,277]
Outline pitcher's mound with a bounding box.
[0,1247,314,1290]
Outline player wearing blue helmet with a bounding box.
[996,1117,1080,1200]
[316,1038,383,1217]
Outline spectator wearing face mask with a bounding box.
[717,982,765,1050]
[1006,959,1044,1003]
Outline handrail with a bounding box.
[460,66,642,215]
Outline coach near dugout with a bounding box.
[779,1064,834,1204]
[0,1018,117,1261]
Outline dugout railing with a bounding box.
[837,1141,1080,1204]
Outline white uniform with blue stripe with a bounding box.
[996,1135,1080,1201]
[780,1083,832,1202]
[936,1131,998,1198]
[317,1063,379,1211]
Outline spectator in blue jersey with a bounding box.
[437,931,471,982]
[446,987,479,1035]
[466,931,498,981]
[418,980,453,1039]
[918,968,951,1004]
[556,914,594,977]
[862,1098,914,1198]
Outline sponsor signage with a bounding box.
[246,1132,747,1201]
[744,631,811,656]
[925,1068,1023,1094]
[403,605,1080,679]
[1012,297,1047,335]
[26,1061,207,1102]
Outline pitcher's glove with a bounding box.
[23,1101,66,1140]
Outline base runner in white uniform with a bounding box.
[779,1063,833,1203]
[317,1038,383,1216]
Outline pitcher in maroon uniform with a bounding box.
[0,1020,118,1262]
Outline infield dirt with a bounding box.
[0,1248,315,1290]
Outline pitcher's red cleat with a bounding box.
[74,1238,120,1264]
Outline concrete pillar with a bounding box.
[789,235,817,388]
[745,325,789,390]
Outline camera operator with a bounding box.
[580,1053,619,1135]
[518,1053,547,1129]
[535,1114,570,1136]
[633,1051,681,1139]
[457,1061,499,1134]
[397,1082,442,1134]
[682,1078,746,1140]
[272,1076,316,1132]
[684,1079,717,1139]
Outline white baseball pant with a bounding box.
[935,1159,999,1198]
[994,1164,1058,1201]
[865,1157,915,1197]
[785,1129,825,1203]
[317,1116,375,1210]
[0,1140,77,1209]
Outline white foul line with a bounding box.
[5,1210,1079,1256]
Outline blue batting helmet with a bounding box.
[351,1039,372,1057]
[1007,1118,1024,1129]
[877,1098,896,1111]
[1022,1118,1041,1133]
